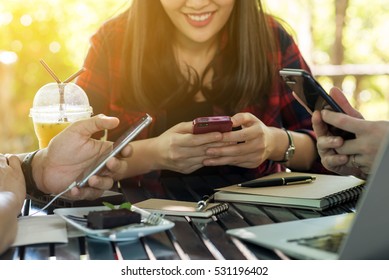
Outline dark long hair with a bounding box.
[121,0,277,113]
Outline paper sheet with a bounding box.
[11,214,68,247]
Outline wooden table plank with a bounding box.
[142,232,180,260]
[191,217,246,260]
[115,239,148,260]
[167,216,215,259]
[54,238,81,260]
[232,203,275,226]
[23,244,50,260]
[260,206,300,223]
[85,238,115,260]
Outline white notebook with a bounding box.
[215,172,365,210]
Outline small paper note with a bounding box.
[12,215,67,247]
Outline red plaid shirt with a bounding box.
[77,12,329,180]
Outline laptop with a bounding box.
[227,131,389,260]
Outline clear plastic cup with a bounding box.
[30,82,93,148]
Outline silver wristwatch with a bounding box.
[278,128,295,163]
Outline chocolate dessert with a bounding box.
[87,208,141,229]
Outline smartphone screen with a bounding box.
[193,116,232,134]
[75,114,152,188]
[279,68,355,140]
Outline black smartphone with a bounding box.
[75,114,152,188]
[279,68,355,140]
[193,116,233,134]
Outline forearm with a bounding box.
[0,192,22,254]
[268,127,317,170]
[287,131,317,170]
[115,138,160,179]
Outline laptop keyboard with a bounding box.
[288,232,346,253]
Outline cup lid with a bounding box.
[32,82,90,108]
[30,82,92,120]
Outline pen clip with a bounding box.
[286,178,315,185]
[196,194,214,212]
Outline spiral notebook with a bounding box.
[215,172,365,210]
[134,198,229,218]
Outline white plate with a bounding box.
[54,205,175,242]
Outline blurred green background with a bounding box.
[1,0,388,153]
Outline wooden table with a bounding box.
[1,174,356,260]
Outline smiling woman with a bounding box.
[0,0,129,153]
[1,0,388,155]
[75,0,332,184]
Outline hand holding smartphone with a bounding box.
[75,114,152,188]
[32,114,153,214]
[279,68,355,140]
[193,116,232,134]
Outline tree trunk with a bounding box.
[332,0,360,109]
[332,0,349,66]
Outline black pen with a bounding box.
[238,176,316,188]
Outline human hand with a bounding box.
[203,112,271,168]
[319,109,388,177]
[34,114,125,200]
[0,154,26,208]
[150,121,225,173]
[104,118,230,176]
[312,110,365,177]
[312,87,386,179]
[0,154,26,255]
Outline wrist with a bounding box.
[274,128,295,163]
[2,191,25,212]
[136,137,160,173]
[115,138,156,179]
[31,149,48,193]
[21,149,48,198]
[148,137,167,172]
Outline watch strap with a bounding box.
[21,150,47,198]
[275,128,295,163]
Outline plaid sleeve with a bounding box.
[76,28,110,116]
[76,14,128,117]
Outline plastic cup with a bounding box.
[30,82,93,148]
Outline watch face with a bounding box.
[286,146,295,161]
[277,129,295,163]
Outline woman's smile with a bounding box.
[185,12,214,27]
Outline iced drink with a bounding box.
[30,82,92,148]
[33,122,71,149]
